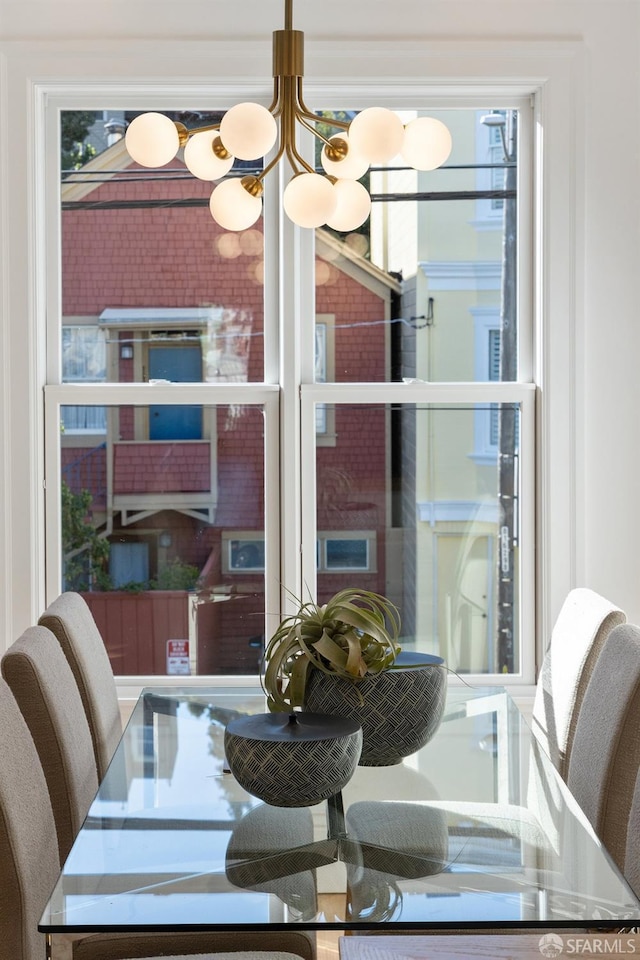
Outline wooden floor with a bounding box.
[318,930,342,960]
[317,896,345,960]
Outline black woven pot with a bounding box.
[224,711,362,806]
[304,651,447,766]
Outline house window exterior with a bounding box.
[61,325,107,433]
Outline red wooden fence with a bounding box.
[81,590,190,675]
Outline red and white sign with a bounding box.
[166,639,190,676]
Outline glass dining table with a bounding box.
[39,685,640,939]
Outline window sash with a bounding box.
[301,381,536,685]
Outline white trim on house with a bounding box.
[99,307,224,327]
[417,499,500,527]
[419,260,502,291]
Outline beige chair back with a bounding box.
[73,935,315,960]
[568,621,640,875]
[624,765,640,898]
[0,676,60,960]
[39,591,122,780]
[107,954,308,960]
[0,637,315,960]
[1,625,99,862]
[531,587,625,780]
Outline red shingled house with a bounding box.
[60,136,399,675]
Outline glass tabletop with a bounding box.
[39,685,640,933]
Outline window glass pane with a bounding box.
[60,110,265,384]
[324,537,369,571]
[315,403,521,675]
[315,107,518,384]
[61,326,107,433]
[225,536,265,572]
[60,403,265,676]
[63,326,106,381]
[61,406,107,434]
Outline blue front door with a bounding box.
[149,345,202,440]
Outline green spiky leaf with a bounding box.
[261,588,401,711]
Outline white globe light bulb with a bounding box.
[326,179,372,232]
[321,134,369,180]
[283,173,337,229]
[125,112,180,167]
[401,117,453,171]
[209,179,262,231]
[184,132,234,181]
[219,103,278,161]
[348,107,405,164]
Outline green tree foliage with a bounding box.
[151,558,200,591]
[61,111,99,175]
[61,480,110,590]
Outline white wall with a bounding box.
[0,0,639,655]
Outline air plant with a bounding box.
[262,588,401,712]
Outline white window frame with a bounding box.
[0,39,584,696]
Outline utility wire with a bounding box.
[62,189,515,211]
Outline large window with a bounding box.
[45,101,534,684]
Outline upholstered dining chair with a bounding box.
[531,587,625,781]
[74,950,311,960]
[566,621,640,890]
[623,764,640,899]
[38,591,122,781]
[1,624,98,862]
[0,670,315,960]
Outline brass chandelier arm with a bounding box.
[257,135,288,181]
[256,78,287,178]
[285,140,315,176]
[295,111,329,145]
[297,108,350,133]
[282,75,314,176]
[268,78,280,115]
[271,78,285,120]
[255,75,308,180]
[177,121,220,138]
[175,79,280,147]
[296,83,350,131]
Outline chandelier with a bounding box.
[124,0,452,232]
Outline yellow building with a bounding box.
[370,108,515,674]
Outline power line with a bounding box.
[62,189,515,212]
[61,160,515,180]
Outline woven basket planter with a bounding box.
[304,651,447,766]
[225,711,362,806]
